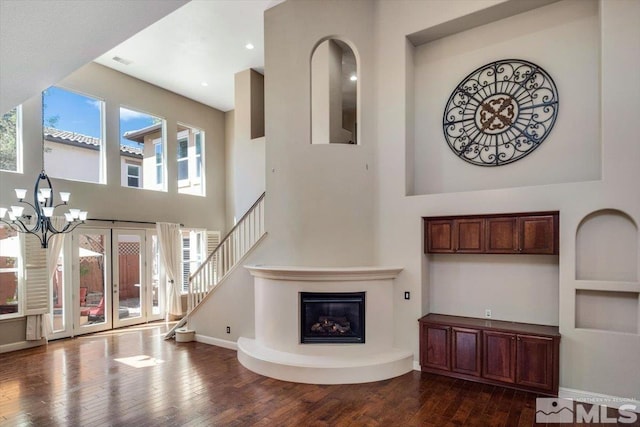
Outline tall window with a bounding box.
[195,132,202,179]
[177,124,205,196]
[181,230,205,293]
[120,107,165,191]
[43,87,105,183]
[177,138,189,182]
[0,106,22,173]
[0,227,21,319]
[155,142,163,186]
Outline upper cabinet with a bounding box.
[424,212,559,255]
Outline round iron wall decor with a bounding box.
[442,59,559,166]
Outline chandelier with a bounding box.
[0,170,87,248]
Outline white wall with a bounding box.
[43,140,101,184]
[230,70,266,223]
[411,0,601,194]
[374,0,640,400]
[263,0,375,266]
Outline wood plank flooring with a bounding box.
[0,323,637,426]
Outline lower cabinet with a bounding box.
[419,314,559,396]
[452,327,481,376]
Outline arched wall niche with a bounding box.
[575,209,638,282]
[310,36,360,145]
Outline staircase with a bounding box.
[165,192,266,339]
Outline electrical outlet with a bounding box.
[485,309,492,319]
[226,326,231,334]
[404,291,410,300]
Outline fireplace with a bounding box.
[300,292,365,344]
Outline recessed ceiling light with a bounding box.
[245,43,255,50]
[201,82,209,87]
[350,75,357,82]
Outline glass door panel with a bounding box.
[147,231,165,322]
[49,240,73,339]
[113,230,145,328]
[74,229,111,335]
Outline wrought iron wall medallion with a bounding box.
[442,59,559,166]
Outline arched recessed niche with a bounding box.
[575,209,638,281]
[310,38,358,145]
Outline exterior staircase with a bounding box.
[165,192,266,339]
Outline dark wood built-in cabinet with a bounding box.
[419,314,560,396]
[424,212,559,255]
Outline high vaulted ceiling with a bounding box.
[1,0,283,115]
[95,0,284,112]
[0,0,188,115]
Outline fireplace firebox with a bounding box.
[300,292,365,344]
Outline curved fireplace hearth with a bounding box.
[238,266,413,384]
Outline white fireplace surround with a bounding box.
[237,266,414,384]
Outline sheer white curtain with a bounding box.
[156,222,183,317]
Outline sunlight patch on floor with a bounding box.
[114,355,165,368]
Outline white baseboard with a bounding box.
[194,334,238,351]
[559,387,640,410]
[413,360,421,371]
[0,339,46,354]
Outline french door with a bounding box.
[50,227,164,338]
[74,228,112,335]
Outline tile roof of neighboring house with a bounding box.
[122,123,162,143]
[44,127,143,157]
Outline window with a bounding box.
[127,164,140,188]
[155,142,163,186]
[0,106,22,173]
[177,138,189,182]
[177,124,205,196]
[195,132,202,179]
[181,230,205,293]
[43,87,105,183]
[120,107,165,191]
[0,227,21,319]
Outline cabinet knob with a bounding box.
[511,337,515,340]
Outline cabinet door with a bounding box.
[454,219,485,253]
[427,220,454,253]
[451,327,481,376]
[516,335,554,391]
[482,331,516,383]
[519,215,557,254]
[485,217,518,253]
[421,323,451,371]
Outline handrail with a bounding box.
[189,191,265,280]
[166,191,267,339]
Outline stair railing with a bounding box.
[187,192,265,312]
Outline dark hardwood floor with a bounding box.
[0,323,636,426]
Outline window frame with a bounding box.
[42,86,106,184]
[176,123,205,196]
[0,105,23,174]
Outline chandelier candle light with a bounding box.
[0,170,87,248]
